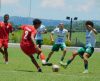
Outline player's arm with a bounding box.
[14,25,25,31]
[41,29,47,34]
[50,33,54,43]
[14,26,22,30]
[66,32,71,46]
[9,24,15,36]
[88,25,98,35]
[66,32,70,41]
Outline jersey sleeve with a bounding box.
[65,29,68,33]
[20,25,26,30]
[51,28,57,34]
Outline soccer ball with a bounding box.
[52,65,60,72]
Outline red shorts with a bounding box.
[0,39,8,48]
[20,42,39,56]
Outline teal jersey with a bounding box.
[35,25,46,40]
[51,28,68,44]
[86,30,96,47]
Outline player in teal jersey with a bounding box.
[35,25,47,59]
[46,23,70,63]
[60,21,98,73]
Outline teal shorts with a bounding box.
[36,40,43,45]
[52,43,66,51]
[77,47,94,58]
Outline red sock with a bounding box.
[40,53,45,60]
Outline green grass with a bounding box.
[0,47,100,81]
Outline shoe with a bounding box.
[5,62,8,64]
[38,68,42,72]
[60,61,67,68]
[83,70,88,74]
[42,62,52,66]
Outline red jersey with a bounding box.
[20,25,37,44]
[0,22,13,39]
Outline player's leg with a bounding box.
[4,48,8,64]
[29,55,42,72]
[83,47,94,73]
[46,51,54,62]
[60,50,78,68]
[83,53,90,73]
[60,47,85,68]
[0,48,4,56]
[37,46,41,59]
[36,40,42,59]
[46,44,59,62]
[60,43,67,62]
[36,48,52,66]
[66,51,78,66]
[0,40,4,56]
[3,39,9,64]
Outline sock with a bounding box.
[46,58,49,62]
[67,59,73,65]
[84,63,88,70]
[61,56,64,61]
[40,53,45,60]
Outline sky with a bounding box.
[0,0,100,20]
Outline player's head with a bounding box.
[85,21,94,29]
[33,19,42,29]
[58,23,64,30]
[4,14,9,22]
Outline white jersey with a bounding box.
[51,28,68,44]
[35,25,46,40]
[86,30,96,47]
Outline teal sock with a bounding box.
[61,57,64,61]
[67,59,73,65]
[84,63,88,70]
[46,58,49,62]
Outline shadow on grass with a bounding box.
[15,69,35,73]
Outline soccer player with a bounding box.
[60,21,98,73]
[0,14,13,64]
[35,25,47,59]
[20,19,52,72]
[46,23,70,63]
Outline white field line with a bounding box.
[8,43,100,52]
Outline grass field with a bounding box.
[0,47,100,81]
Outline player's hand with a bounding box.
[11,32,14,36]
[51,40,54,44]
[66,40,71,46]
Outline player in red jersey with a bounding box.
[20,19,52,72]
[0,14,13,64]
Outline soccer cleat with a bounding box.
[60,61,67,69]
[42,62,52,66]
[83,70,88,74]
[38,68,42,72]
[5,62,8,64]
